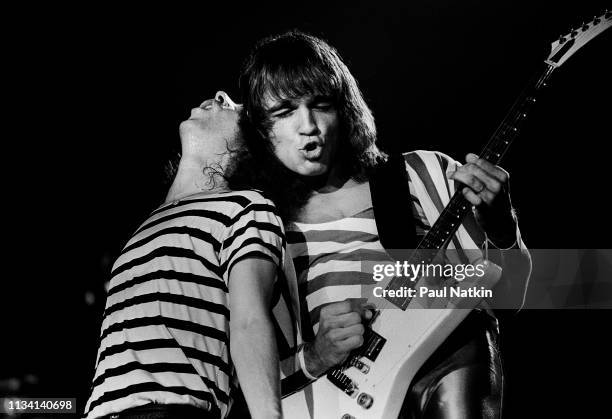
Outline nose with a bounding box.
[297,106,319,136]
[215,91,239,110]
[200,98,215,110]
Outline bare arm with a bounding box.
[229,258,282,419]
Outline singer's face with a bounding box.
[180,91,242,149]
[263,93,339,177]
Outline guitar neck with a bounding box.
[480,63,555,164]
[385,63,556,310]
[421,62,556,248]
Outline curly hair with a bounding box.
[226,30,386,220]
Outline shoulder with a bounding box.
[182,189,278,214]
[228,189,279,216]
[225,189,263,200]
[401,149,462,180]
[224,190,283,233]
[146,189,279,227]
[402,150,458,170]
[400,150,462,201]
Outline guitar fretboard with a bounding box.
[385,63,555,310]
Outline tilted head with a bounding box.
[239,31,384,179]
[179,91,243,173]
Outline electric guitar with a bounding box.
[282,11,611,419]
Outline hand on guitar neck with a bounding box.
[448,153,518,249]
[303,300,373,377]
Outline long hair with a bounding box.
[227,31,386,220]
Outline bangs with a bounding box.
[257,61,340,106]
[238,30,384,189]
[249,34,344,109]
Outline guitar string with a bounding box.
[371,64,556,315]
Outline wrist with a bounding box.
[302,342,325,378]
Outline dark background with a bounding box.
[3,1,611,417]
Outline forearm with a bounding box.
[228,257,283,417]
[478,203,532,310]
[485,213,532,310]
[492,238,532,311]
[231,315,282,419]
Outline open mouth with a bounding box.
[302,142,323,160]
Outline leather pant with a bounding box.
[399,310,504,419]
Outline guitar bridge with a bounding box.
[326,324,386,398]
[327,370,359,397]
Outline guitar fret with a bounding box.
[384,64,556,310]
[480,65,554,165]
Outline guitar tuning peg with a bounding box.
[605,10,611,19]
[570,29,579,38]
[581,22,589,31]
[593,16,601,25]
[558,35,567,44]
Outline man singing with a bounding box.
[229,31,531,418]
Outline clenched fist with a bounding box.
[303,299,373,377]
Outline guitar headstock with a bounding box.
[545,10,611,68]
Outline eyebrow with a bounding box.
[266,98,297,114]
[265,95,334,114]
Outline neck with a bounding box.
[308,162,362,194]
[165,157,228,203]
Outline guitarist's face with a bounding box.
[263,93,339,177]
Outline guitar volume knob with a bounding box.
[357,392,374,409]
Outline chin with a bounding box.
[299,164,328,177]
[179,120,207,141]
[179,119,195,136]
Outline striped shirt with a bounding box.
[287,150,526,335]
[85,190,305,419]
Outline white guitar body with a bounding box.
[283,262,502,419]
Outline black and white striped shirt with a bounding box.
[85,190,305,418]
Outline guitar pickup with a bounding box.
[362,328,386,362]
